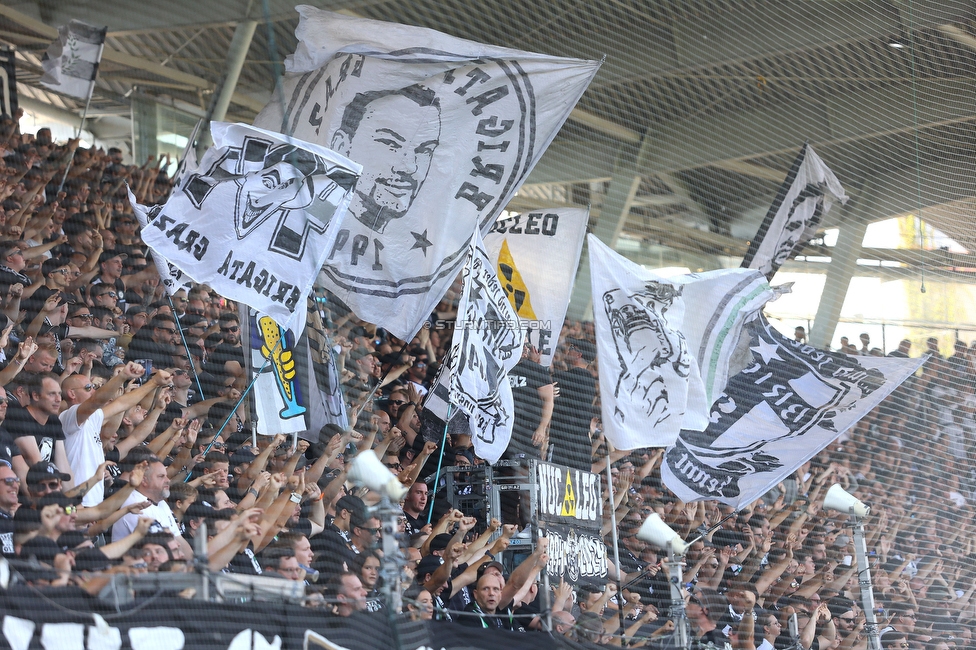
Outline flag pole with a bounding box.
[58,39,105,193]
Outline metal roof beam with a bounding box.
[0,3,265,112]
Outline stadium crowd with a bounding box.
[0,118,972,650]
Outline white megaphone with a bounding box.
[347,450,407,501]
[636,513,688,555]
[823,484,870,517]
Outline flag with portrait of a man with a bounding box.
[254,6,601,340]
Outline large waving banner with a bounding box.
[484,208,587,366]
[662,315,923,508]
[254,7,601,340]
[137,122,361,328]
[590,235,775,450]
[446,232,526,463]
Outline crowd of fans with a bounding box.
[0,117,971,650]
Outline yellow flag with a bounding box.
[497,239,537,319]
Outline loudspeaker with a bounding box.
[348,450,408,500]
[823,484,869,517]
[636,513,688,555]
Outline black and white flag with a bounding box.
[484,208,588,367]
[135,122,361,328]
[741,144,848,279]
[445,231,526,463]
[253,7,600,340]
[590,235,776,450]
[40,20,106,100]
[661,315,923,508]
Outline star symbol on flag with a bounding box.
[411,230,432,256]
[469,282,484,304]
[751,336,782,365]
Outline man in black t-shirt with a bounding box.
[207,312,245,378]
[550,338,597,471]
[504,344,554,459]
[8,373,70,480]
[458,572,518,630]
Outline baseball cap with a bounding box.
[429,533,453,553]
[416,555,443,581]
[98,250,127,264]
[26,461,70,485]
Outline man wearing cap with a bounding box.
[89,250,128,312]
[549,337,597,471]
[61,363,172,507]
[20,258,71,317]
[0,241,30,301]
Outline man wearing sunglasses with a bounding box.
[0,462,19,556]
[206,312,245,379]
[89,250,129,312]
[61,363,173,507]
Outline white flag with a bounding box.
[662,315,924,508]
[590,235,776,450]
[253,7,600,340]
[40,20,106,100]
[446,231,526,463]
[741,144,848,279]
[135,122,361,329]
[130,188,192,297]
[483,208,587,367]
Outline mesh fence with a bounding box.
[0,1,971,649]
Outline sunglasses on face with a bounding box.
[173,369,187,376]
[221,326,239,333]
[1,476,20,486]
[61,505,77,515]
[96,292,118,299]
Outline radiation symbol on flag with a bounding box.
[497,240,537,319]
[560,470,577,517]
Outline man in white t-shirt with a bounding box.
[61,363,172,506]
[113,458,191,558]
